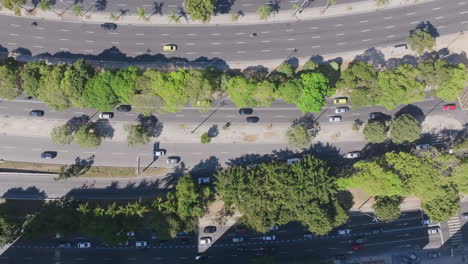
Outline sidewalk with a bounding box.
[1,0,431,26]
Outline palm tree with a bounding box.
[71,4,82,16]
[38,0,50,11]
[109,12,118,21]
[136,7,147,21]
[257,5,271,20]
[168,10,181,23]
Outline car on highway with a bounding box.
[286,158,300,165]
[239,108,253,115]
[351,244,363,251]
[153,150,166,156]
[262,235,276,241]
[126,231,135,238]
[163,44,177,51]
[415,144,430,150]
[77,242,91,248]
[41,151,57,159]
[329,116,342,122]
[58,242,72,248]
[199,237,212,245]
[335,107,349,113]
[135,241,147,247]
[100,23,117,30]
[370,227,383,234]
[29,110,44,117]
[428,252,440,258]
[116,105,131,112]
[166,156,181,164]
[427,228,440,234]
[345,152,361,159]
[98,112,114,119]
[421,219,432,226]
[203,226,217,233]
[333,97,348,104]
[197,177,212,184]
[303,233,314,239]
[369,112,384,120]
[195,253,207,261]
[462,213,468,220]
[246,116,260,123]
[338,229,351,235]
[232,236,244,243]
[269,225,279,231]
[443,104,456,111]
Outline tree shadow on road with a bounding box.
[95,119,115,139]
[66,115,91,132]
[395,104,426,123]
[137,114,164,138]
[190,156,221,177]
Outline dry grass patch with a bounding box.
[241,134,258,142]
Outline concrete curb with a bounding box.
[3,0,432,26]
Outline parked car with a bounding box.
[262,235,276,241]
[443,104,456,111]
[58,242,72,248]
[239,108,253,115]
[163,44,177,51]
[77,242,91,248]
[41,151,57,159]
[421,219,432,226]
[268,225,279,231]
[197,177,212,184]
[100,23,117,30]
[345,152,361,159]
[427,228,440,234]
[116,105,131,112]
[98,112,114,119]
[246,116,259,123]
[335,107,349,113]
[126,231,135,238]
[203,226,217,233]
[333,97,348,104]
[199,237,212,245]
[232,237,244,243]
[153,150,166,156]
[329,116,342,122]
[369,112,384,120]
[409,254,419,262]
[338,229,351,235]
[303,233,314,239]
[135,241,147,247]
[286,158,300,165]
[166,156,181,164]
[29,110,44,117]
[370,227,383,234]
[351,243,363,251]
[415,144,430,150]
[462,213,468,220]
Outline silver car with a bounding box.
[345,152,361,159]
[166,157,180,164]
[329,116,342,122]
[415,144,430,150]
[98,112,114,119]
[335,107,349,114]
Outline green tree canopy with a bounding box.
[253,80,278,107]
[390,114,421,144]
[0,57,21,99]
[110,66,139,104]
[144,69,188,112]
[373,196,402,222]
[185,70,214,110]
[51,125,74,145]
[422,183,460,222]
[61,59,95,108]
[125,124,150,147]
[363,120,388,143]
[278,79,303,104]
[295,72,332,113]
[216,155,348,235]
[185,0,216,22]
[275,62,295,78]
[201,133,211,144]
[38,64,71,111]
[406,27,436,55]
[227,76,257,107]
[336,62,379,108]
[286,124,310,149]
[75,123,101,148]
[82,70,119,111]
[2,0,26,15]
[20,60,46,98]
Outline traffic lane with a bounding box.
[2,0,466,61]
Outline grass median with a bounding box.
[0,161,168,178]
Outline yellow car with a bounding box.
[333,97,348,104]
[163,44,177,51]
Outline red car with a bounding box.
[351,244,364,251]
[443,104,456,111]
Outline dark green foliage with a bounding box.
[295,72,332,113]
[201,132,211,144]
[125,124,150,147]
[20,61,45,97]
[51,125,74,145]
[0,57,21,99]
[390,114,421,144]
[407,27,435,55]
[83,70,119,111]
[61,59,95,108]
[2,0,26,15]
[110,66,139,104]
[336,62,379,108]
[38,64,70,110]
[275,62,295,78]
[278,79,302,104]
[373,196,402,222]
[286,124,310,149]
[215,155,348,235]
[363,120,388,143]
[184,0,216,22]
[75,123,101,148]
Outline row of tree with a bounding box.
[363,114,421,144]
[337,60,467,110]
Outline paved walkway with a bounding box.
[0,0,431,25]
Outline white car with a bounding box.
[329,116,342,122]
[345,152,361,159]
[421,219,432,226]
[338,229,351,236]
[197,177,212,184]
[77,242,91,248]
[269,225,279,231]
[199,237,212,245]
[462,213,468,220]
[262,235,276,241]
[335,107,349,114]
[427,228,439,234]
[416,144,430,150]
[135,241,147,247]
[286,158,300,165]
[232,237,244,243]
[98,112,114,119]
[153,150,166,156]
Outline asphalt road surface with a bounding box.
[2,0,467,64]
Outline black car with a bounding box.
[100,23,117,30]
[116,105,132,112]
[203,226,216,233]
[41,151,57,159]
[58,242,72,248]
[29,110,44,117]
[239,108,253,115]
[369,112,384,120]
[246,116,259,123]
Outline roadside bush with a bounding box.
[51,125,74,145]
[390,114,421,144]
[286,124,310,149]
[201,133,211,144]
[75,123,101,148]
[363,120,388,143]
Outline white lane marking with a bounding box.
[85,40,95,43]
[312,45,320,48]
[287,38,295,41]
[60,29,69,32]
[435,16,444,19]
[311,36,320,39]
[406,12,416,15]
[360,20,368,23]
[286,48,296,50]
[9,24,20,27]
[211,52,221,54]
[33,36,44,39]
[337,42,347,45]
[236,51,246,53]
[59,38,69,40]
[336,33,344,36]
[33,46,43,48]
[384,16,392,19]
[83,152,96,154]
[261,49,271,52]
[7,43,17,45]
[362,39,372,42]
[410,21,420,24]
[459,11,468,14]
[385,25,395,28]
[186,52,197,54]
[37,27,45,30]
[111,41,120,44]
[462,21,468,23]
[260,31,271,34]
[211,33,220,36]
[9,33,19,36]
[60,48,69,50]
[135,33,144,36]
[160,33,169,36]
[285,29,294,32]
[211,42,221,45]
[360,29,371,32]
[186,43,196,45]
[387,35,395,38]
[187,33,197,36]
[86,31,95,34]
[310,26,319,29]
[135,43,144,45]
[261,40,271,43]
[335,24,343,26]
[3,146,16,149]
[108,32,119,35]
[112,152,124,155]
[436,26,446,29]
[458,2,467,4]
[32,148,41,151]
[176,115,184,117]
[235,32,246,35]
[432,7,441,10]
[236,41,246,44]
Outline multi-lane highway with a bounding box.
[1,0,467,64]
